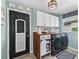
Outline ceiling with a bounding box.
[9,0,78,15]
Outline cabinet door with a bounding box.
[37,11,44,26]
[44,13,51,26]
[50,15,55,27]
[54,16,59,27]
[50,15,59,27]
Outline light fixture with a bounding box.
[48,0,57,9]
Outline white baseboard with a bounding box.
[68,47,78,52]
[30,50,33,53]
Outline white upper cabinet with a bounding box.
[50,15,59,27]
[37,11,44,26]
[50,15,55,27]
[44,13,51,26]
[37,11,59,27]
[55,16,59,27]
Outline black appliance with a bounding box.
[51,33,63,56]
[51,33,68,56]
[61,33,68,50]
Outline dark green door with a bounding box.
[9,10,30,59]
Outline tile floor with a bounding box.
[14,49,78,59]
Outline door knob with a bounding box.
[27,34,29,37]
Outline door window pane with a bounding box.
[17,20,24,33]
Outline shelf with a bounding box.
[34,26,59,29]
[64,20,78,25]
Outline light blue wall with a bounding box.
[59,16,63,32]
[30,8,38,52]
[1,0,7,59]
[59,15,78,50]
[67,32,78,49]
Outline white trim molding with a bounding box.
[7,1,33,12]
[68,47,78,52]
[30,50,33,53]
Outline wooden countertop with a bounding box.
[33,32,60,35]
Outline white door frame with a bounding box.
[7,8,32,59]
